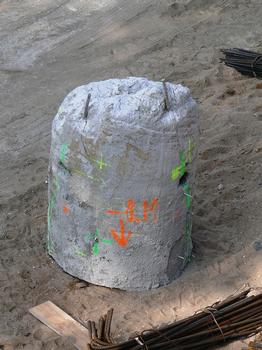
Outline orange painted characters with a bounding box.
[106,198,159,247]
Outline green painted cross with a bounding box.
[84,229,113,256]
[96,154,107,170]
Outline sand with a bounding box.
[0,0,262,349]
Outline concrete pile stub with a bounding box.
[48,77,199,290]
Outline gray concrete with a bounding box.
[48,77,199,290]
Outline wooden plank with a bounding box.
[29,301,91,350]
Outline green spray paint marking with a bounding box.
[47,218,53,253]
[184,215,193,264]
[187,138,193,163]
[93,241,99,255]
[47,174,60,254]
[182,183,191,209]
[96,154,107,170]
[171,151,186,181]
[170,138,194,264]
[59,144,68,165]
[47,193,56,253]
[171,137,195,181]
[84,229,113,256]
[101,239,113,244]
[72,169,95,181]
[75,250,88,257]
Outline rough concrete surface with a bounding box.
[49,78,199,290]
[0,0,262,349]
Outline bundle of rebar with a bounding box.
[221,48,262,77]
[88,289,262,350]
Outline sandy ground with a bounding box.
[1,0,262,349]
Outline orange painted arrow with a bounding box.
[110,218,132,248]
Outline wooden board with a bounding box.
[29,301,91,350]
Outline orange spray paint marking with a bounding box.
[106,197,159,247]
[143,198,159,223]
[106,199,142,223]
[106,209,123,215]
[63,206,70,214]
[110,218,132,248]
[126,199,142,223]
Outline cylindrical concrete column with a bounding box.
[48,77,199,290]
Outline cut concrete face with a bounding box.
[48,77,199,291]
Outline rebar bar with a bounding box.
[89,289,262,350]
[221,48,262,77]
